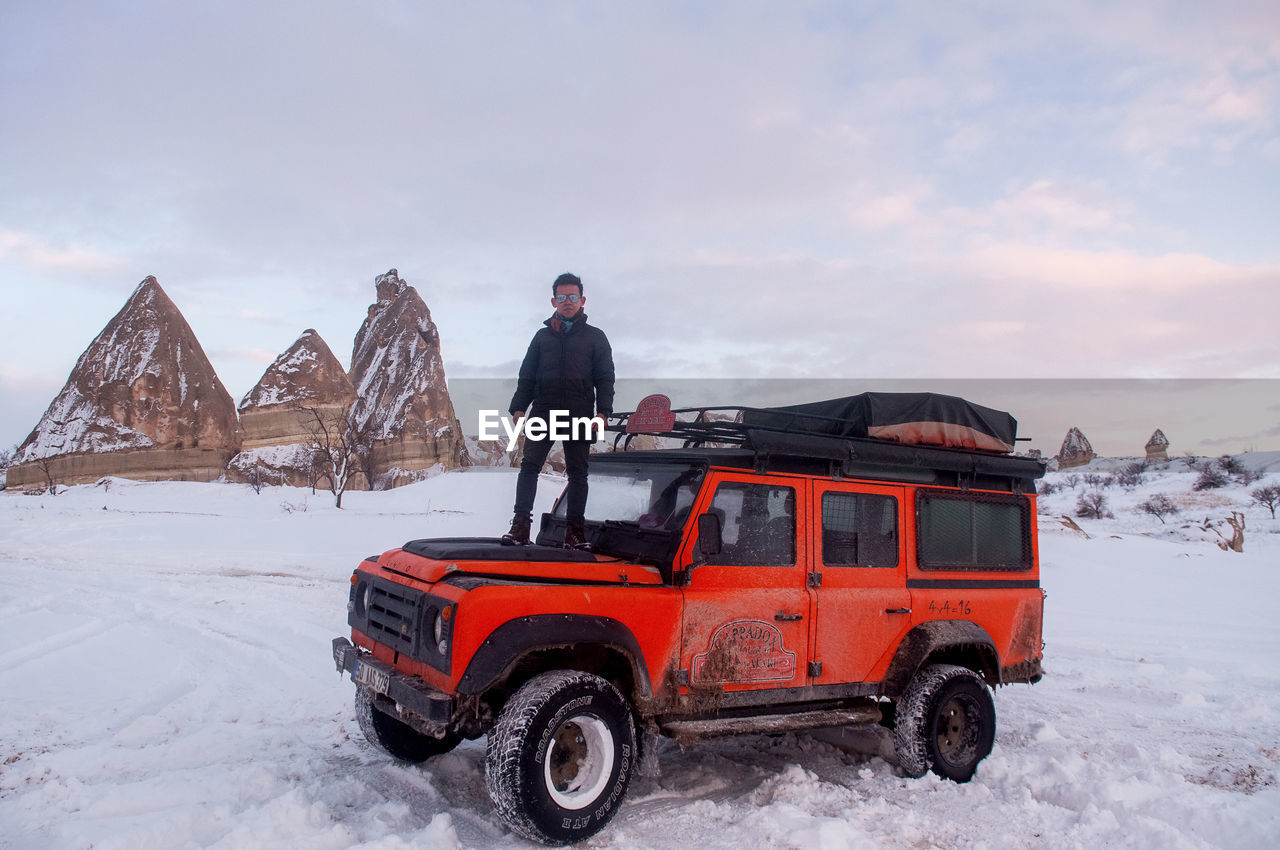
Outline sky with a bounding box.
[2,0,1278,457]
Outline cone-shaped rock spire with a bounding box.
[348,269,468,487]
[8,276,241,488]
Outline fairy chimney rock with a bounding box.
[228,329,359,487]
[348,269,468,488]
[1056,426,1096,469]
[6,276,241,488]
[1145,429,1170,460]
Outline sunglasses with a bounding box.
[553,293,582,304]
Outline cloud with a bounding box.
[989,181,1128,236]
[0,229,125,274]
[953,241,1278,293]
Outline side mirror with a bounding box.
[696,512,722,561]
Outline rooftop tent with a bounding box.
[741,392,1019,453]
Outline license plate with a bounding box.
[353,660,391,695]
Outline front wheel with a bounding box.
[355,687,460,763]
[485,670,636,845]
[893,664,996,782]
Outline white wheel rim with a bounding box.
[543,713,614,810]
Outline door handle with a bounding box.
[774,612,803,622]
[885,608,911,615]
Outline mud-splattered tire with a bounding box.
[355,687,459,763]
[485,670,636,845]
[893,664,995,782]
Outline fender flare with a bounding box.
[880,620,1001,697]
[456,613,651,699]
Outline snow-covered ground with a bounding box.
[2,459,1279,849]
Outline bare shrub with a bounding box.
[35,456,57,495]
[1075,490,1112,520]
[1137,494,1180,525]
[1219,455,1246,476]
[1235,467,1263,486]
[1116,462,1146,490]
[1193,465,1230,491]
[1252,485,1280,519]
[246,464,270,495]
[1039,480,1060,496]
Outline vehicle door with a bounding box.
[678,472,811,693]
[808,481,911,684]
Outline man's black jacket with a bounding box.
[508,312,615,419]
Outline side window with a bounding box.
[708,482,795,566]
[917,492,1031,571]
[821,492,899,567]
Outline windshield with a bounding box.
[554,462,705,530]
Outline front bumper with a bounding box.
[332,637,455,731]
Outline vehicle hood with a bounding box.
[371,536,664,586]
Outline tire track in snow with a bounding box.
[0,617,117,669]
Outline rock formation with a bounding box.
[1145,429,1170,460]
[227,329,358,488]
[6,276,241,489]
[348,269,468,488]
[1056,426,1095,469]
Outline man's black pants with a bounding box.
[513,435,591,523]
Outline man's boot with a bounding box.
[501,513,532,545]
[563,520,590,550]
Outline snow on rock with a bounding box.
[348,269,469,488]
[1146,428,1170,460]
[229,329,358,488]
[1,463,1278,848]
[238,329,354,413]
[1056,426,1096,469]
[6,276,241,489]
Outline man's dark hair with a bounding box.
[552,272,583,295]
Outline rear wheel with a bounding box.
[355,687,459,763]
[893,664,995,782]
[485,670,636,845]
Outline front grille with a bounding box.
[364,578,420,654]
[349,572,453,675]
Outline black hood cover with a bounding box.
[402,537,597,563]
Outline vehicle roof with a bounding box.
[590,435,1045,494]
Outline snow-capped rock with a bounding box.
[6,276,241,488]
[1146,428,1170,460]
[228,329,358,488]
[348,269,469,488]
[1056,426,1095,469]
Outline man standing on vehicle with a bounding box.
[502,272,615,548]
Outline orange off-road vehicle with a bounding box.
[332,393,1046,845]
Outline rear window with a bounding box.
[916,491,1031,571]
[821,492,898,567]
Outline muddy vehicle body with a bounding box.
[333,394,1046,844]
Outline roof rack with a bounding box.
[602,397,1045,492]
[605,405,766,450]
[605,404,1022,454]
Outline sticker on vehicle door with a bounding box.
[691,619,797,684]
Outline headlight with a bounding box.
[352,581,371,617]
[433,605,452,654]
